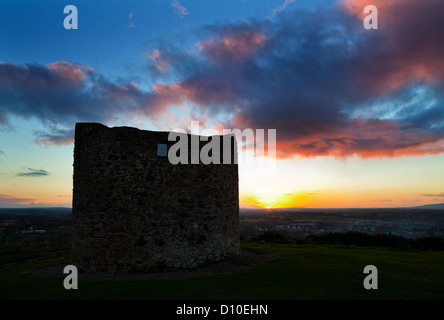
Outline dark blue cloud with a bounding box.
[0,62,159,144]
[421,193,444,197]
[17,168,50,177]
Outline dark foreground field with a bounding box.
[1,242,443,300]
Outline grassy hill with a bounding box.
[1,242,443,300]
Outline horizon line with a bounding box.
[1,204,443,210]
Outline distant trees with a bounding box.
[250,230,444,251]
[251,231,290,244]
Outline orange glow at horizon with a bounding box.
[239,188,439,209]
[241,192,312,209]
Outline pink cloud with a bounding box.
[0,61,92,90]
[0,194,34,206]
[151,79,239,114]
[232,115,444,159]
[0,61,169,145]
[197,30,267,62]
[171,0,189,18]
[35,134,74,146]
[340,0,444,95]
[48,61,92,85]
[104,82,139,102]
[152,83,186,105]
[145,49,172,74]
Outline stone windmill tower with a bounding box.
[71,123,239,273]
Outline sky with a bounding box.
[1,0,444,209]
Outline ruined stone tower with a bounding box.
[71,123,239,273]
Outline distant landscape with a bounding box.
[1,206,444,244]
[240,206,444,240]
[1,206,444,300]
[0,208,71,244]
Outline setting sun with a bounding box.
[241,192,313,209]
[258,198,275,210]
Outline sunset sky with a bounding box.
[1,0,444,209]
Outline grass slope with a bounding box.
[0,243,443,300]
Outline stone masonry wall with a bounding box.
[71,123,239,273]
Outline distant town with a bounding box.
[1,207,444,244]
[240,208,444,240]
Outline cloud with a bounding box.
[339,0,444,95]
[17,168,50,177]
[0,61,171,145]
[196,29,267,62]
[2,1,444,159]
[171,0,189,18]
[34,127,75,146]
[143,0,444,158]
[271,0,296,17]
[145,49,174,74]
[0,194,34,206]
[421,193,444,197]
[128,12,135,28]
[0,194,71,207]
